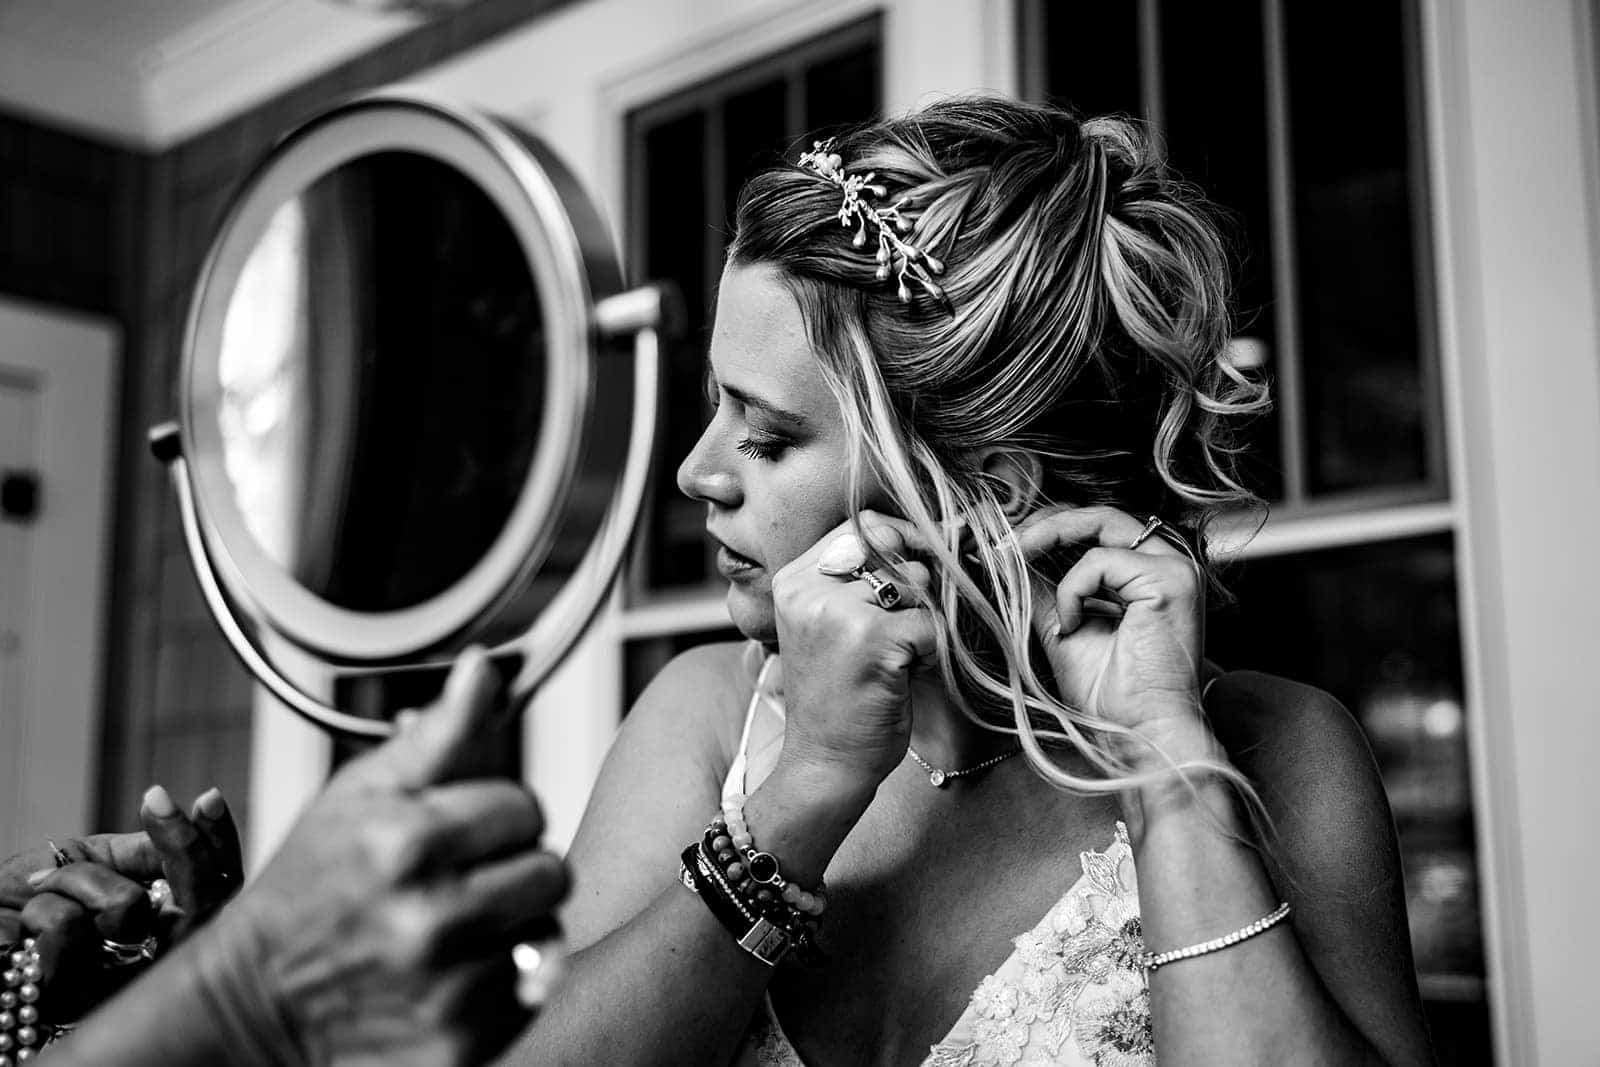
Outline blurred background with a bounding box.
[0,1,1596,1063]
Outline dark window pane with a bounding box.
[638,110,713,588]
[629,24,882,594]
[804,42,881,137]
[722,79,789,236]
[1285,2,1432,494]
[1207,534,1489,1062]
[1158,0,1283,501]
[1035,0,1142,118]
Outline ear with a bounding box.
[975,448,1045,521]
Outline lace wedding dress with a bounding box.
[726,656,1154,1067]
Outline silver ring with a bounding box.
[101,935,159,967]
[47,839,72,869]
[1127,515,1165,550]
[146,878,172,913]
[851,565,903,610]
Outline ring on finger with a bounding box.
[513,938,567,1009]
[47,839,72,869]
[101,935,158,967]
[1127,515,1165,550]
[851,565,904,610]
[146,878,172,913]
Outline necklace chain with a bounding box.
[905,743,1024,788]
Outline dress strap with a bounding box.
[723,652,778,803]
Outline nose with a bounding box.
[676,416,741,509]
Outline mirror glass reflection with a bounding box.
[215,151,546,613]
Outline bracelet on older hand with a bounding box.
[1137,901,1292,973]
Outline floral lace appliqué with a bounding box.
[924,822,1152,1067]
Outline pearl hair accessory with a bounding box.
[797,139,949,306]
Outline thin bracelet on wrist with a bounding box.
[1138,901,1292,973]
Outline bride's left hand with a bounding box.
[1014,505,1209,764]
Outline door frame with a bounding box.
[0,296,119,859]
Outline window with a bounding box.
[622,17,883,704]
[1022,1,1485,1059]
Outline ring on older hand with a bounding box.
[146,878,172,913]
[851,565,903,610]
[816,533,868,577]
[513,938,567,1009]
[1127,515,1165,550]
[101,936,158,966]
[47,839,72,869]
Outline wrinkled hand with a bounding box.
[191,647,568,1067]
[1015,505,1208,764]
[771,511,939,787]
[1,791,242,1021]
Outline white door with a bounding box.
[0,373,42,851]
[0,298,118,859]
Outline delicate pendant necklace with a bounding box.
[905,743,1024,788]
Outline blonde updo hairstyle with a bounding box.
[728,96,1269,796]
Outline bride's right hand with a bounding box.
[769,511,939,790]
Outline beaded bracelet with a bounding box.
[680,844,800,966]
[715,793,827,917]
[1137,901,1293,973]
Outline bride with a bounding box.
[516,96,1436,1064]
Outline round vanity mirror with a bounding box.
[153,92,667,738]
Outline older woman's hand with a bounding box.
[2,793,242,1022]
[167,647,567,1066]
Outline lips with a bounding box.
[710,534,761,573]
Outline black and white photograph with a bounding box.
[0,1,1596,1063]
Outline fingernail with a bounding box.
[197,788,226,819]
[447,646,488,693]
[143,784,178,818]
[26,868,51,888]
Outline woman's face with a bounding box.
[676,261,868,643]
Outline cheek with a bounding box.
[751,468,851,570]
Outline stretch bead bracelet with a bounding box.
[716,794,827,917]
[1137,901,1293,973]
[680,845,817,967]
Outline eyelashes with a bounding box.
[734,436,784,461]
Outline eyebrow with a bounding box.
[710,373,810,428]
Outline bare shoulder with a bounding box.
[1205,669,1391,865]
[625,640,760,763]
[1206,670,1435,1064]
[1205,670,1371,779]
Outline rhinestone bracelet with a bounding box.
[1138,901,1292,973]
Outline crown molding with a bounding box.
[0,1,416,150]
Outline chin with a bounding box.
[725,582,779,645]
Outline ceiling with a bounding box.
[0,0,425,150]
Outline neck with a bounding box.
[905,672,1019,770]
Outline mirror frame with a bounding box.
[182,92,608,662]
[156,91,668,737]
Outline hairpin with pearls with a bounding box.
[797,139,948,307]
